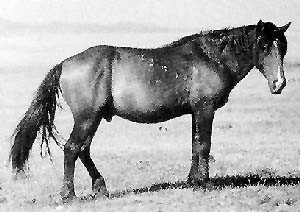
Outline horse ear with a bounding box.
[256,20,264,33]
[278,22,291,33]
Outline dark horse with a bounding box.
[10,20,291,200]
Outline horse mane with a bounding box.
[165,25,257,53]
[164,33,201,48]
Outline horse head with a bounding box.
[255,20,291,94]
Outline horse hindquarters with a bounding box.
[59,52,112,200]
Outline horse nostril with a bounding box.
[272,78,286,94]
[272,80,278,90]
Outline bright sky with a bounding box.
[0,0,298,29]
[0,0,299,67]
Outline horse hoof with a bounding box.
[13,169,28,180]
[203,181,214,191]
[92,178,109,198]
[187,176,203,185]
[60,194,76,203]
[60,187,76,203]
[187,177,214,191]
[187,176,206,186]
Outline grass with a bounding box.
[1,60,300,211]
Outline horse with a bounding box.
[10,20,291,200]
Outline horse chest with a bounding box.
[189,66,225,101]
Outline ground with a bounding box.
[0,60,300,211]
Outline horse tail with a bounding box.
[10,63,63,173]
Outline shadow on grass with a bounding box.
[108,173,300,199]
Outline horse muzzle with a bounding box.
[271,78,286,94]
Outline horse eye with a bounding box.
[263,44,269,50]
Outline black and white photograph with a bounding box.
[0,0,299,211]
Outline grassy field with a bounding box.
[1,41,300,211]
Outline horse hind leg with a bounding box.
[79,146,109,198]
[61,112,107,200]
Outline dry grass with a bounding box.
[1,58,300,211]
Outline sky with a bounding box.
[0,0,299,68]
[0,0,298,29]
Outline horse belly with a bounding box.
[112,80,162,119]
[111,67,178,123]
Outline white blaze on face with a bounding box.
[273,40,285,88]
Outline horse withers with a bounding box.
[10,20,291,200]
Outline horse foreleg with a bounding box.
[188,107,215,187]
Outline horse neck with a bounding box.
[198,26,258,84]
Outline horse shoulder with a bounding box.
[189,64,225,99]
